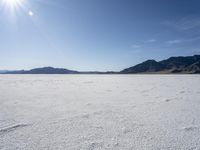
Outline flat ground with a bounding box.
[0,75,200,150]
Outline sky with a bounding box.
[0,0,200,71]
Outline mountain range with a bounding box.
[1,55,200,74]
[4,67,78,74]
[121,55,200,74]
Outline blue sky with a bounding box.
[0,0,200,71]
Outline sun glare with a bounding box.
[1,0,25,14]
[3,0,23,7]
[1,0,34,17]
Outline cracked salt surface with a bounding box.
[0,75,200,150]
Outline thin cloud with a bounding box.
[163,17,200,31]
[166,36,200,45]
[166,40,183,45]
[130,39,156,49]
[128,49,141,54]
[131,44,142,49]
[185,36,200,42]
[146,39,156,43]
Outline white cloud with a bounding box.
[130,39,156,49]
[185,36,200,42]
[166,36,200,45]
[128,49,141,54]
[166,39,183,45]
[164,17,200,31]
[131,44,141,49]
[146,39,156,43]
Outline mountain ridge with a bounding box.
[121,55,200,74]
[1,55,200,74]
[5,67,79,74]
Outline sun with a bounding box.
[1,0,35,17]
[1,0,31,16]
[3,0,23,6]
[2,0,24,10]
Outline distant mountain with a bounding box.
[0,70,9,73]
[120,60,165,73]
[1,55,200,74]
[6,67,79,74]
[121,55,200,74]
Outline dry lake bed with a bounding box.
[0,75,200,150]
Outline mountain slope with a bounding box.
[121,60,165,73]
[121,55,200,74]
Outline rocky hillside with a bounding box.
[121,55,200,74]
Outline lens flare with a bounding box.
[28,10,33,16]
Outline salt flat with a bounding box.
[0,75,200,150]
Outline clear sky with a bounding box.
[0,0,200,71]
